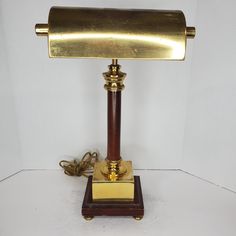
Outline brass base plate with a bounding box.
[92,160,134,201]
[82,176,144,218]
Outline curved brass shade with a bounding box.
[35,7,195,60]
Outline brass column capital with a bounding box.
[103,63,126,92]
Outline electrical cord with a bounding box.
[59,151,98,177]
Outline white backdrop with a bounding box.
[1,0,236,192]
[182,0,236,191]
[0,7,22,180]
[0,0,196,173]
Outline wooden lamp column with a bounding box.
[105,59,125,180]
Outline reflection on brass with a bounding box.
[35,6,195,59]
[101,159,127,181]
[186,27,196,38]
[103,61,126,92]
[35,24,48,36]
[92,160,134,200]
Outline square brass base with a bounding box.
[92,160,134,200]
[82,176,144,218]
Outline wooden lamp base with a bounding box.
[82,176,144,220]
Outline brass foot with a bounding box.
[84,216,94,221]
[133,216,143,221]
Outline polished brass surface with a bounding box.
[92,160,134,200]
[35,6,195,59]
[101,159,127,181]
[112,59,118,65]
[186,26,196,38]
[35,24,48,36]
[133,216,143,221]
[103,61,126,92]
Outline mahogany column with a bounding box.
[107,91,121,161]
[104,59,125,164]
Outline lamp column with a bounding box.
[103,59,126,181]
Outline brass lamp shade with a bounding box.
[35,7,195,60]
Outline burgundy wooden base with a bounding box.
[82,176,144,218]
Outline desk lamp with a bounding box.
[35,6,195,220]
